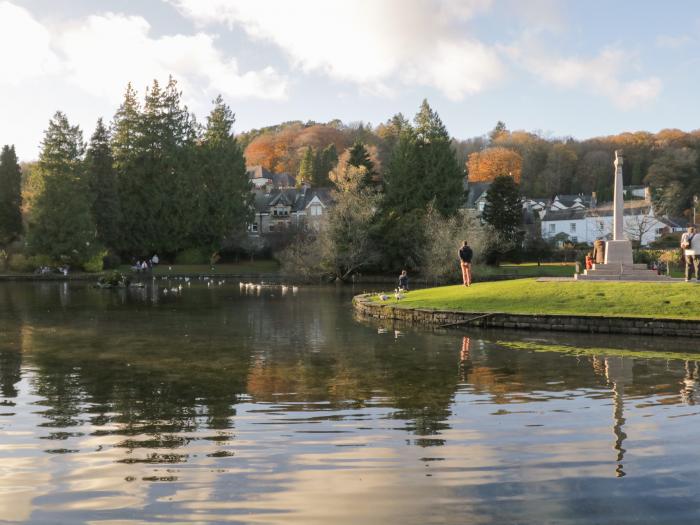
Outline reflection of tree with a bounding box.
[0,286,24,398]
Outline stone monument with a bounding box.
[604,150,633,265]
[576,150,672,281]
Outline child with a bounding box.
[585,252,593,270]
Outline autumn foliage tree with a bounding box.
[467,147,522,184]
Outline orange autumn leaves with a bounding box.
[244,124,349,174]
[467,147,522,184]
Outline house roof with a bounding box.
[542,208,588,221]
[553,194,594,208]
[247,165,274,180]
[253,187,334,214]
[272,172,296,188]
[466,182,491,208]
[588,201,651,217]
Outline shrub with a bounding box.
[83,250,107,273]
[8,254,32,272]
[175,247,208,265]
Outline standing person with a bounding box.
[458,240,473,287]
[398,270,409,291]
[681,225,700,281]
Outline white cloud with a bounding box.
[167,0,503,100]
[56,12,287,104]
[507,44,662,110]
[0,1,60,84]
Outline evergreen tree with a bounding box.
[28,112,98,266]
[412,99,464,215]
[0,145,23,245]
[194,95,252,251]
[298,146,315,186]
[384,100,463,215]
[489,120,508,142]
[86,118,121,250]
[482,174,522,242]
[383,125,421,212]
[114,77,199,256]
[313,143,337,187]
[347,141,375,188]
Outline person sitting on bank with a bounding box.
[398,270,409,291]
[458,240,473,287]
[681,225,700,282]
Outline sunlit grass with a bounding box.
[374,278,700,319]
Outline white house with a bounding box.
[542,200,676,246]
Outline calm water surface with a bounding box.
[1,280,700,524]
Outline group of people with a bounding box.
[131,254,160,273]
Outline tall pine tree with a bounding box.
[313,144,337,187]
[86,118,121,251]
[412,99,464,215]
[0,145,23,245]
[347,141,375,187]
[194,95,252,251]
[113,78,199,256]
[298,146,315,186]
[28,112,98,266]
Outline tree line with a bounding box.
[1,77,251,270]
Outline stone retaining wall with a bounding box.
[352,294,700,338]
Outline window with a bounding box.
[549,224,556,233]
[570,223,576,233]
[571,236,578,243]
[250,223,258,233]
[268,224,275,232]
[310,205,322,216]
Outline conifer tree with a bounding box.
[195,95,252,251]
[348,141,375,187]
[113,77,199,255]
[482,174,522,242]
[313,144,337,187]
[298,146,315,186]
[412,99,464,215]
[0,145,23,245]
[28,112,98,266]
[86,118,121,250]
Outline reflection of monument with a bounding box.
[605,357,632,478]
[577,151,672,281]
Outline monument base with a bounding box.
[577,239,672,281]
[604,240,633,265]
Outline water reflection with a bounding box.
[1,282,700,523]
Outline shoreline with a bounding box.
[352,293,700,338]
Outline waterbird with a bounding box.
[292,286,299,294]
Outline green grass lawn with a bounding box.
[480,263,576,278]
[120,260,280,276]
[374,278,700,319]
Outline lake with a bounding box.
[1,280,700,524]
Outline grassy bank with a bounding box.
[374,278,700,320]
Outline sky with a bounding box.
[1,0,700,160]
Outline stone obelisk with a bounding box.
[604,150,633,264]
